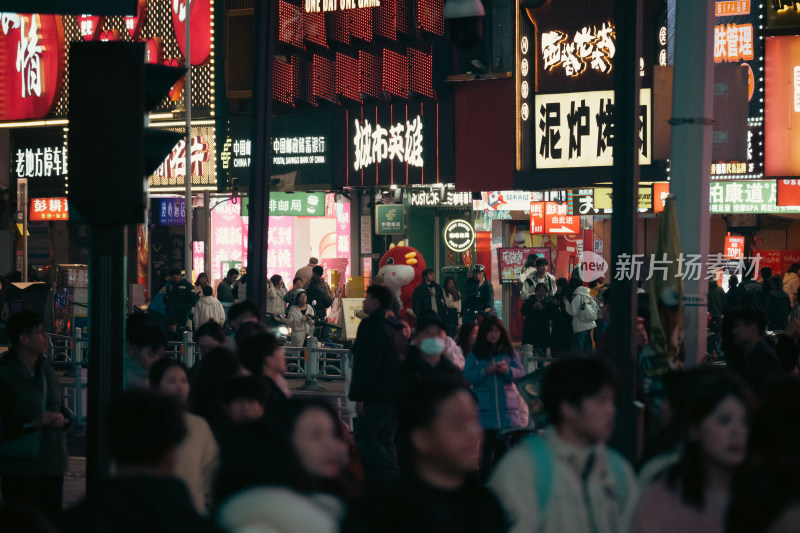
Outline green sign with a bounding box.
[442,219,475,252]
[241,192,326,217]
[709,181,800,214]
[375,204,405,235]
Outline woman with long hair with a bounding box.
[442,276,462,338]
[194,272,210,296]
[549,277,573,357]
[150,358,219,515]
[463,316,525,479]
[520,282,553,354]
[631,369,753,533]
[456,322,479,361]
[275,399,361,523]
[189,346,245,436]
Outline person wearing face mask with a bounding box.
[399,311,465,396]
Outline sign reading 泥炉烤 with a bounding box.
[534,88,651,169]
[442,219,475,253]
[375,204,404,235]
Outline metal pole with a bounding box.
[184,0,193,282]
[670,0,714,367]
[19,178,28,282]
[608,0,642,462]
[247,0,276,317]
[204,190,211,276]
[86,225,127,493]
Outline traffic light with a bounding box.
[68,41,183,226]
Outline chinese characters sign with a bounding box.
[534,89,652,169]
[10,130,68,198]
[709,180,800,213]
[442,219,475,253]
[713,23,754,63]
[529,202,580,234]
[541,22,615,77]
[497,247,551,283]
[30,197,68,221]
[0,13,65,121]
[353,115,423,171]
[344,101,451,187]
[158,198,185,226]
[778,178,800,206]
[724,235,745,259]
[473,191,535,211]
[375,204,404,235]
[273,135,327,166]
[272,192,325,216]
[211,198,246,283]
[267,216,295,283]
[408,186,472,207]
[716,2,750,16]
[150,127,216,192]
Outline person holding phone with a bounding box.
[463,316,525,480]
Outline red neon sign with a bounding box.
[30,198,68,221]
[0,14,65,121]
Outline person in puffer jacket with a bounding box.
[463,316,525,480]
[563,277,598,354]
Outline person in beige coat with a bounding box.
[150,358,218,515]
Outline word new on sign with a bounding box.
[530,202,580,234]
[535,89,652,169]
[353,116,423,171]
[30,198,68,221]
[15,146,67,178]
[305,0,380,12]
[541,22,616,77]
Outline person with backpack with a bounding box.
[488,358,639,533]
[563,277,599,354]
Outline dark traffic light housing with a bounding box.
[68,41,184,226]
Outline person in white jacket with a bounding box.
[193,285,226,331]
[286,290,315,347]
[489,358,639,533]
[267,274,289,315]
[563,278,599,354]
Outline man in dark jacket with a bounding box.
[61,389,219,533]
[399,310,464,395]
[165,268,197,333]
[463,264,495,324]
[411,269,446,322]
[728,307,783,399]
[349,285,407,484]
[0,311,68,521]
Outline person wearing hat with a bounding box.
[463,265,495,325]
[399,310,465,397]
[286,289,315,347]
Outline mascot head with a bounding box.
[378,241,425,292]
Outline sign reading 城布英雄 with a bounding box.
[344,101,454,187]
[534,89,651,169]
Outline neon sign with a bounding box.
[352,115,423,171]
[541,22,616,76]
[304,0,381,13]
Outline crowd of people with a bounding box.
[1,255,800,533]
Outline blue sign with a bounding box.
[158,198,186,226]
